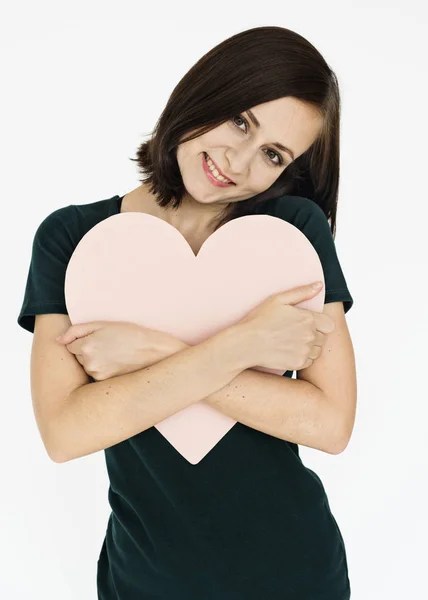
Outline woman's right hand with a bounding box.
[237,282,335,371]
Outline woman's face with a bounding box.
[176,97,324,209]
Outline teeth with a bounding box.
[205,153,232,183]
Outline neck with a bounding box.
[159,193,228,235]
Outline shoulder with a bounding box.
[33,204,77,252]
[34,195,120,248]
[37,204,75,228]
[269,195,330,231]
[266,195,354,314]
[264,195,334,251]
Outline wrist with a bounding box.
[155,332,189,359]
[208,323,255,372]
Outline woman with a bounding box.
[17,26,356,599]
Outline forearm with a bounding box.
[205,369,343,454]
[50,326,249,463]
[170,338,343,454]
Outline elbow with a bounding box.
[44,395,81,463]
[49,450,69,464]
[329,422,353,455]
[317,429,350,456]
[47,441,69,463]
[329,434,350,455]
[44,421,71,464]
[326,397,355,455]
[38,424,66,463]
[47,433,74,463]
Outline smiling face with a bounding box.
[176,96,324,210]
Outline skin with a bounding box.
[55,97,356,453]
[123,96,324,253]
[58,96,327,378]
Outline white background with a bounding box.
[4,1,428,598]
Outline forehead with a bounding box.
[252,97,322,128]
[249,98,323,154]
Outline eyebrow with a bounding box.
[246,109,295,161]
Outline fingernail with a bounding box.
[312,281,323,289]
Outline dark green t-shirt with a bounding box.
[17,193,353,599]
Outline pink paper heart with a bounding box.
[64,212,324,463]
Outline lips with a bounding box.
[204,153,235,184]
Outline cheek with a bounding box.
[250,168,281,192]
[202,125,231,147]
[176,145,199,179]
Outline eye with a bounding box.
[230,114,284,167]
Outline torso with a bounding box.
[120,185,214,255]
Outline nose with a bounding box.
[225,143,254,179]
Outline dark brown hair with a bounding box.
[129,26,342,237]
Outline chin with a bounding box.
[184,183,220,205]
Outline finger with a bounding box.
[308,345,322,361]
[314,313,335,334]
[56,321,103,344]
[72,352,85,366]
[64,338,86,356]
[56,330,77,344]
[314,330,325,347]
[278,282,324,306]
[300,357,315,370]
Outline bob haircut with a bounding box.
[130,26,342,237]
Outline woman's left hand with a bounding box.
[55,320,185,381]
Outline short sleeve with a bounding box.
[17,207,76,333]
[274,196,354,314]
[299,202,354,314]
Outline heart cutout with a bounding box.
[64,212,324,464]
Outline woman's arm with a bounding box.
[51,302,355,461]
[174,302,356,454]
[205,302,356,454]
[49,324,250,463]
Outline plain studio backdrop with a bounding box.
[3,1,427,598]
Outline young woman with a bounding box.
[18,26,356,600]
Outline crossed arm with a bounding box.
[164,301,357,454]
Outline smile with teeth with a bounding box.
[204,153,234,184]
